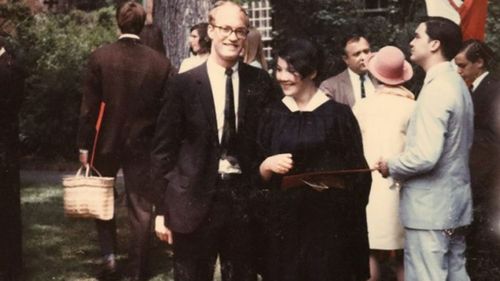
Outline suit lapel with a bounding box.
[195,64,219,139]
[340,70,355,106]
[237,64,249,131]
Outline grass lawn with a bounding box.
[21,172,174,281]
[21,170,500,280]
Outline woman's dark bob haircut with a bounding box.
[275,38,323,83]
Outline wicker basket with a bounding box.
[62,165,115,220]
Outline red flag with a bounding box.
[449,0,488,41]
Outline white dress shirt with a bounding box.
[206,56,241,174]
[347,68,375,104]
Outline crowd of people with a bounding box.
[1,0,499,281]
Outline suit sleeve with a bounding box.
[77,53,102,151]
[319,77,336,98]
[150,76,185,215]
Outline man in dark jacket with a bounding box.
[151,2,278,280]
[455,39,500,278]
[0,36,24,281]
[77,2,172,280]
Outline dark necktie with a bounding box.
[360,74,366,98]
[221,67,236,159]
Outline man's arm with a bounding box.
[387,82,453,181]
[77,53,102,165]
[150,77,184,214]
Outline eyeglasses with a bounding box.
[211,24,249,39]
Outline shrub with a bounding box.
[3,3,116,159]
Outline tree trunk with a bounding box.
[154,0,214,69]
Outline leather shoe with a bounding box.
[98,258,119,281]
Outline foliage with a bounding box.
[2,3,117,159]
[270,0,414,82]
[485,1,500,73]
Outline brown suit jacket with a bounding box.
[319,68,377,107]
[77,38,172,157]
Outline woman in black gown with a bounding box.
[256,38,372,281]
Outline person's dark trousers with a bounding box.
[0,166,22,281]
[172,175,256,281]
[93,152,153,278]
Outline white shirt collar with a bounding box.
[207,55,239,75]
[119,33,140,40]
[0,47,5,58]
[472,71,489,92]
[347,67,363,82]
[282,90,330,112]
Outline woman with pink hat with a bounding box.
[352,45,415,281]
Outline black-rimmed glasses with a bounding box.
[211,24,249,39]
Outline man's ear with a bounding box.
[475,58,485,69]
[429,39,441,53]
[207,24,215,40]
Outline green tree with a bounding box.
[1,2,116,159]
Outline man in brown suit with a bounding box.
[319,34,376,107]
[77,2,172,280]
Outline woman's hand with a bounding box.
[260,153,293,181]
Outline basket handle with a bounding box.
[75,164,104,178]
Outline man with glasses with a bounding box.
[151,1,278,280]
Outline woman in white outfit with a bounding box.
[352,46,415,281]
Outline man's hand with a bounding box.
[375,159,390,178]
[145,13,153,26]
[79,150,88,166]
[155,215,173,244]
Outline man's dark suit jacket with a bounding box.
[151,62,278,234]
[78,38,172,157]
[0,47,24,279]
[469,73,500,204]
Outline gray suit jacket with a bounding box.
[319,69,377,108]
[388,62,474,230]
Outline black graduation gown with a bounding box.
[256,99,371,281]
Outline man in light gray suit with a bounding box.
[377,17,473,281]
[319,34,376,107]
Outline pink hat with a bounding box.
[367,46,413,86]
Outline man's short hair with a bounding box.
[424,16,462,61]
[208,1,249,27]
[459,39,495,71]
[116,1,146,35]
